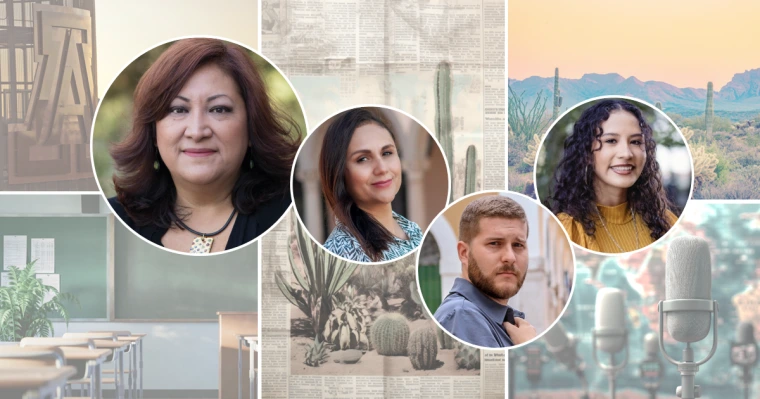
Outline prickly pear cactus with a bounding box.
[371,312,410,356]
[408,326,438,370]
[454,341,481,370]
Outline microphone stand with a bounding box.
[544,335,590,399]
[592,328,629,399]
[658,299,719,399]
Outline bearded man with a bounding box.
[434,195,537,348]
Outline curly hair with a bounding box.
[548,99,674,240]
[110,38,301,228]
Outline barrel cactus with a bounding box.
[454,342,481,370]
[436,327,456,349]
[371,312,410,356]
[408,327,438,370]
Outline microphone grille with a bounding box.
[644,332,659,356]
[665,236,712,342]
[543,322,570,350]
[737,321,756,344]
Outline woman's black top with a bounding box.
[108,196,290,250]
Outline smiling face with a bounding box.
[343,122,402,210]
[155,63,249,189]
[591,110,647,199]
[460,217,529,303]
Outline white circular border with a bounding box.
[289,103,453,266]
[89,34,309,257]
[415,189,579,351]
[532,95,696,257]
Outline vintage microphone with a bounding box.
[542,322,590,399]
[522,346,547,399]
[730,321,758,399]
[658,236,719,399]
[640,332,664,399]
[592,287,629,399]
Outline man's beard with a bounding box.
[467,252,526,300]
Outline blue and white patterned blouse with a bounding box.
[323,211,423,262]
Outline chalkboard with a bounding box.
[114,223,258,320]
[0,217,108,319]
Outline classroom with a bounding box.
[0,194,258,399]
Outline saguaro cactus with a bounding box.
[371,312,410,356]
[435,61,455,200]
[705,82,714,135]
[552,67,562,120]
[408,327,439,370]
[464,145,477,195]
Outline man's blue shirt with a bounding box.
[434,277,526,348]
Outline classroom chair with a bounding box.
[89,330,138,399]
[63,332,127,399]
[19,338,98,398]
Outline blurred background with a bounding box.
[92,39,305,197]
[536,98,692,216]
[510,202,760,399]
[292,107,449,244]
[418,191,575,337]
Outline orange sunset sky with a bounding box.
[509,0,760,89]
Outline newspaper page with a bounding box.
[261,210,505,398]
[262,0,506,198]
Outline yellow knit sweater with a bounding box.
[557,202,678,253]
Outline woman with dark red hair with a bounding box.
[109,38,301,253]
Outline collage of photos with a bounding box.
[2,1,760,399]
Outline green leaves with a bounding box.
[0,262,78,342]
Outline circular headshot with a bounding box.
[92,37,305,254]
[417,191,576,349]
[292,106,450,264]
[536,96,693,254]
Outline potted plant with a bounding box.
[0,261,79,342]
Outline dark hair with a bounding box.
[549,99,674,240]
[110,38,301,227]
[319,108,399,261]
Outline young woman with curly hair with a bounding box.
[548,99,677,253]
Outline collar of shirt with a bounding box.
[449,277,526,325]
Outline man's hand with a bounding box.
[504,317,537,345]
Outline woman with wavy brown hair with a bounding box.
[109,38,301,253]
[319,108,422,262]
[549,99,678,253]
